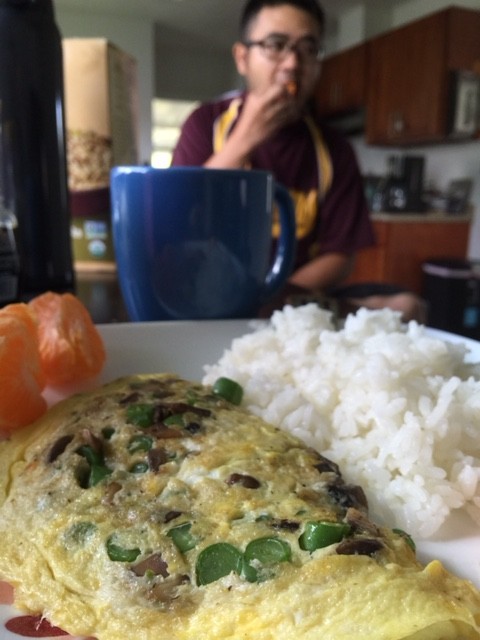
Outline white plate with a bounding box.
[1,319,480,639]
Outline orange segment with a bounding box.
[0,303,47,433]
[29,292,106,387]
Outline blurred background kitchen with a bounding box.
[21,0,480,333]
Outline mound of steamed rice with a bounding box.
[203,304,480,539]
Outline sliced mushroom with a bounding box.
[47,435,74,463]
[345,507,380,536]
[147,447,168,472]
[313,455,340,476]
[270,519,300,532]
[327,481,368,512]
[336,537,383,557]
[164,510,182,523]
[226,473,261,489]
[131,553,169,578]
[119,391,142,405]
[102,481,122,506]
[80,428,104,456]
[148,574,190,603]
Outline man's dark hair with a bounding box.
[240,0,325,40]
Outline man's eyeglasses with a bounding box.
[242,35,325,63]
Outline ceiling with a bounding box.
[53,0,406,50]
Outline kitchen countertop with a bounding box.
[75,269,129,324]
[371,210,472,222]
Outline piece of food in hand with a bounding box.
[285,80,297,95]
[0,303,47,433]
[29,291,106,386]
[0,373,479,639]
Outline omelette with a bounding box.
[0,373,480,640]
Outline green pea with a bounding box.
[212,377,243,405]
[196,543,243,586]
[298,521,351,552]
[167,522,196,553]
[126,403,155,428]
[106,535,141,563]
[128,434,153,453]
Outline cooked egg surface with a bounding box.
[0,374,479,640]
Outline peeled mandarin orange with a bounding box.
[29,292,106,386]
[0,303,47,432]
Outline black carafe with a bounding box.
[0,0,74,302]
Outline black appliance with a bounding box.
[383,155,425,213]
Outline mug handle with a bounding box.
[262,182,297,298]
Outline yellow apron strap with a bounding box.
[213,97,243,154]
[214,103,332,201]
[303,114,333,200]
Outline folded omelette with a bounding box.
[0,374,479,640]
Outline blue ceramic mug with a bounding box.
[111,166,296,320]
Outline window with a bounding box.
[151,98,198,167]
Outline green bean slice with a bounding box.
[126,403,155,428]
[196,543,243,585]
[106,536,141,563]
[128,434,153,453]
[167,522,196,553]
[393,528,416,552]
[242,537,292,583]
[212,377,243,405]
[163,414,185,427]
[244,536,292,565]
[298,521,351,551]
[76,445,112,487]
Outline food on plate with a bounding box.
[285,79,297,95]
[204,304,480,539]
[0,373,480,639]
[0,303,46,432]
[29,291,106,386]
[0,292,104,433]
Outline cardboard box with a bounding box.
[62,38,139,270]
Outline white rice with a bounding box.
[202,304,480,539]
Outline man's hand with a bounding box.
[235,84,299,149]
[204,84,298,169]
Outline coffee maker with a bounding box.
[382,155,425,213]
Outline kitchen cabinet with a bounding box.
[365,7,480,145]
[343,213,471,295]
[315,43,367,117]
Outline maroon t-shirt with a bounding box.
[172,91,375,271]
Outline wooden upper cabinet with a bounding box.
[315,43,367,117]
[365,7,480,145]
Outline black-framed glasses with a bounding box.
[242,35,325,63]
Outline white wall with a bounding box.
[54,6,154,163]
[154,24,239,102]
[393,0,480,26]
